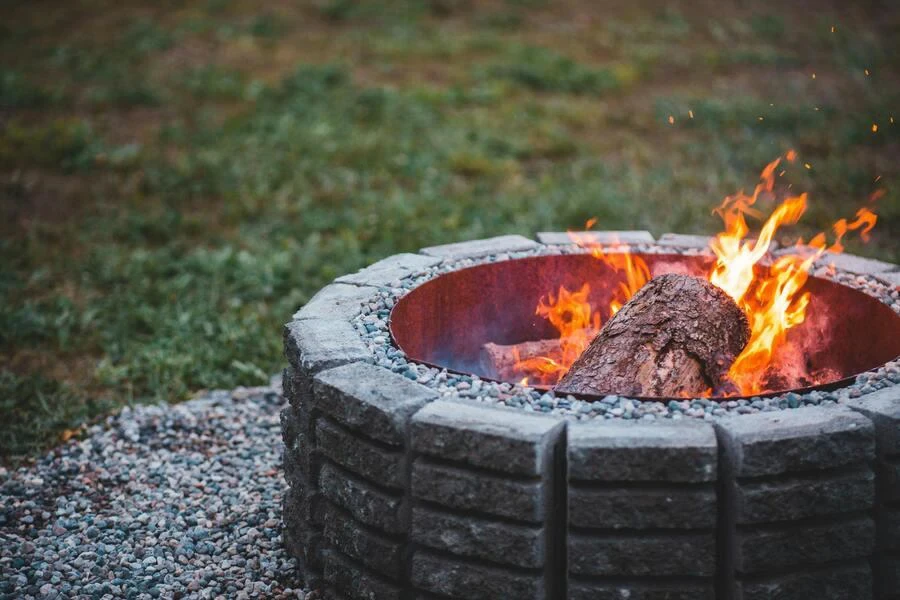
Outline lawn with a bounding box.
[1,0,898,461]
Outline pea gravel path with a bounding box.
[0,377,315,600]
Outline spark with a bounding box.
[865,69,870,76]
[668,115,675,124]
[804,163,812,170]
[688,110,694,119]
[872,123,878,133]
[831,25,836,33]
[875,175,882,183]
[758,116,764,121]
[811,73,816,79]
[779,170,786,177]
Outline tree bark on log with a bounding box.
[480,330,598,380]
[554,274,750,397]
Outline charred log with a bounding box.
[554,273,750,397]
[480,330,598,380]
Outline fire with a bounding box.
[513,231,650,385]
[709,152,878,394]
[513,151,879,396]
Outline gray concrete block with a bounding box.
[848,386,900,456]
[411,506,545,569]
[882,459,900,503]
[716,406,875,478]
[568,531,715,577]
[656,233,713,249]
[411,550,545,600]
[819,251,899,276]
[569,484,716,530]
[323,550,403,600]
[321,503,405,579]
[293,283,378,321]
[283,437,314,489]
[284,319,371,375]
[280,404,302,448]
[410,400,564,476]
[884,509,900,551]
[313,362,437,446]
[316,417,406,490]
[568,581,714,600]
[411,459,545,522]
[568,421,717,483]
[283,484,324,584]
[737,563,872,600]
[878,556,900,600]
[736,517,875,573]
[419,234,540,259]
[536,230,654,245]
[878,271,900,287]
[319,462,406,535]
[733,468,874,524]
[335,253,442,286]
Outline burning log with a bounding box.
[480,330,599,381]
[555,273,750,397]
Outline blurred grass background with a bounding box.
[1,0,898,461]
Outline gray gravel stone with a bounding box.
[0,382,311,600]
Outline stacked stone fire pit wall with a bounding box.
[282,234,900,600]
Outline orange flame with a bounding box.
[512,228,650,384]
[709,151,878,394]
[510,152,879,396]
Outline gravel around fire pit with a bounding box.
[351,244,900,421]
[0,379,312,600]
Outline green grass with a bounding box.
[1,0,899,462]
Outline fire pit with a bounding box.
[282,233,900,600]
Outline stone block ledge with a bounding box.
[282,242,900,599]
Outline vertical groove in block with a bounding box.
[848,387,900,600]
[548,421,567,600]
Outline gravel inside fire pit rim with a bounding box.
[351,243,900,422]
